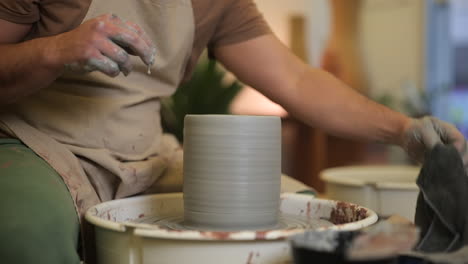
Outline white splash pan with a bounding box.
[85,193,377,264]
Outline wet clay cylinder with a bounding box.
[183,115,281,230]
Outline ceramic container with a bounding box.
[183,115,282,230]
[320,165,420,220]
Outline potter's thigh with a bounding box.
[0,138,80,264]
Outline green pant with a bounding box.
[0,139,80,264]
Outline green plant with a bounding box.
[161,59,243,142]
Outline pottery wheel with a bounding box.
[85,193,378,264]
[88,193,378,243]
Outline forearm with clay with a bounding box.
[0,14,156,105]
[284,67,411,145]
[287,67,468,166]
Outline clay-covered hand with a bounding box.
[400,116,468,168]
[46,13,155,77]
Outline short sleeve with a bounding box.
[0,0,40,24]
[28,0,91,39]
[0,0,91,40]
[208,0,272,49]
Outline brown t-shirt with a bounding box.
[0,0,271,81]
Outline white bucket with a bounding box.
[320,165,420,221]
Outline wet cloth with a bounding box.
[398,144,468,264]
[415,144,468,252]
[0,139,80,264]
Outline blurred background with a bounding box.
[162,0,468,192]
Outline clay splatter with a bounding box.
[315,203,322,214]
[255,231,269,240]
[306,201,312,218]
[76,199,84,208]
[200,231,231,240]
[138,213,145,219]
[246,252,254,264]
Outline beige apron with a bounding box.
[0,0,194,218]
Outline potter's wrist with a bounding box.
[395,117,414,147]
[391,116,414,149]
[40,35,68,73]
[381,115,414,148]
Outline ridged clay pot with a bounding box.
[183,115,281,230]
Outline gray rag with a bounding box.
[402,144,468,264]
[415,144,468,252]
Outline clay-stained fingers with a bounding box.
[96,39,133,76]
[123,20,155,52]
[429,117,468,157]
[84,54,121,77]
[108,26,154,66]
[107,13,153,48]
[402,117,440,164]
[428,117,468,169]
[418,117,442,150]
[63,14,155,76]
[402,117,468,168]
[124,20,156,69]
[99,14,155,66]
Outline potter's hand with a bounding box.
[49,14,155,77]
[400,116,468,167]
